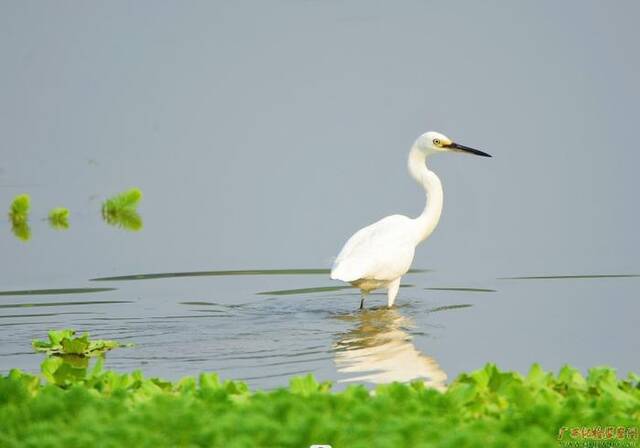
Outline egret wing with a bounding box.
[331,215,416,282]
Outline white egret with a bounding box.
[330,131,491,309]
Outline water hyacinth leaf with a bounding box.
[88,339,123,354]
[32,329,76,351]
[556,364,587,390]
[42,356,89,386]
[32,328,130,357]
[289,374,332,395]
[59,354,90,369]
[7,368,40,397]
[40,356,64,384]
[199,372,221,390]
[526,363,548,386]
[150,377,173,392]
[50,329,75,346]
[61,334,90,354]
[1,362,638,446]
[31,339,51,351]
[48,207,70,229]
[90,356,105,377]
[176,376,197,393]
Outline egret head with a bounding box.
[416,131,491,157]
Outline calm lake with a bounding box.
[1,1,639,389]
[0,228,637,390]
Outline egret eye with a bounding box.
[433,139,441,146]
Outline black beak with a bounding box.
[447,142,492,157]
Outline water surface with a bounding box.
[1,265,637,389]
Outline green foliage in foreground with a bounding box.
[102,187,143,231]
[48,207,70,229]
[1,362,638,447]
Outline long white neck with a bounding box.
[408,145,443,244]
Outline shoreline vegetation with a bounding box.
[0,330,638,447]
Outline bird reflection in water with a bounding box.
[333,307,447,391]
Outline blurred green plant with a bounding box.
[0,332,637,448]
[102,188,143,231]
[8,194,31,241]
[32,329,126,357]
[10,221,30,241]
[47,207,70,230]
[31,329,131,388]
[8,194,30,221]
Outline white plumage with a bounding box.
[331,215,415,284]
[331,131,490,308]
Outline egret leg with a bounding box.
[359,291,368,310]
[387,277,401,308]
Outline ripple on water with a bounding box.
[498,273,640,280]
[0,287,117,296]
[90,268,429,282]
[12,268,637,389]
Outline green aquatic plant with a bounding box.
[8,194,31,241]
[102,187,142,212]
[31,329,132,387]
[8,193,30,221]
[47,207,70,229]
[1,352,638,447]
[104,207,142,230]
[32,329,128,357]
[102,187,143,231]
[10,221,30,241]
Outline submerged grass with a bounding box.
[0,330,637,447]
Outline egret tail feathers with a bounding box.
[330,261,365,283]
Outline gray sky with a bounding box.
[1,0,639,286]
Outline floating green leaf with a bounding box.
[9,193,30,221]
[10,220,31,241]
[102,187,142,211]
[32,329,130,357]
[48,207,70,229]
[102,188,143,231]
[8,194,31,241]
[103,207,142,230]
